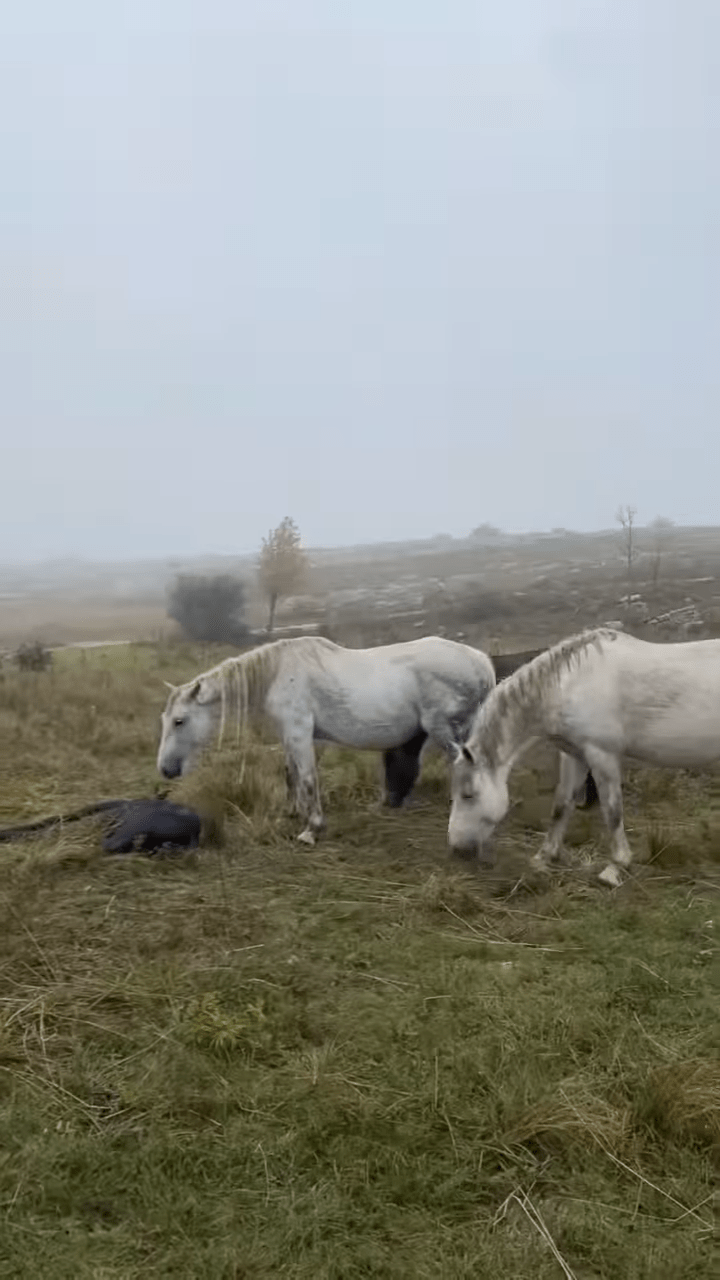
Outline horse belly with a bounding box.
[623,712,720,768]
[314,702,420,750]
[609,654,720,765]
[312,680,420,751]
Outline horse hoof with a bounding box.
[297,830,316,847]
[598,863,623,888]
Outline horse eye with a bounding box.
[173,717,186,729]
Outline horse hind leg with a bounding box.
[533,752,588,868]
[419,705,478,771]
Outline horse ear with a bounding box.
[462,745,476,766]
[189,678,218,705]
[163,681,177,692]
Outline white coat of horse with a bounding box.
[158,635,496,844]
[448,627,720,887]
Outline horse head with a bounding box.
[157,677,221,779]
[447,743,509,860]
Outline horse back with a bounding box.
[403,636,495,684]
[552,633,720,764]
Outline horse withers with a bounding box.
[158,635,496,844]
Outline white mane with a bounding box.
[468,628,620,761]
[171,636,339,743]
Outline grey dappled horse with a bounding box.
[158,635,496,843]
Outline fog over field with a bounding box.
[3,1,719,563]
[2,522,720,652]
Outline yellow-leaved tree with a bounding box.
[258,516,307,635]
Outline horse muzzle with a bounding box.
[158,758,183,780]
[448,818,479,856]
[448,834,481,860]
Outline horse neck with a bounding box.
[217,642,291,726]
[477,684,545,774]
[478,630,606,773]
[221,649,267,714]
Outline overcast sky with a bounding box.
[2,1,718,560]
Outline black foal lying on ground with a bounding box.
[0,798,202,854]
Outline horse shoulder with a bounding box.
[266,659,310,701]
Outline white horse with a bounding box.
[158,635,496,844]
[448,627,720,887]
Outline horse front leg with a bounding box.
[284,754,299,815]
[296,756,325,846]
[583,749,634,887]
[284,732,325,846]
[533,752,589,868]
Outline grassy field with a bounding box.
[0,642,717,1278]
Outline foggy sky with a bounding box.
[3,1,719,561]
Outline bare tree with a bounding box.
[615,505,638,582]
[648,515,675,588]
[258,517,307,635]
